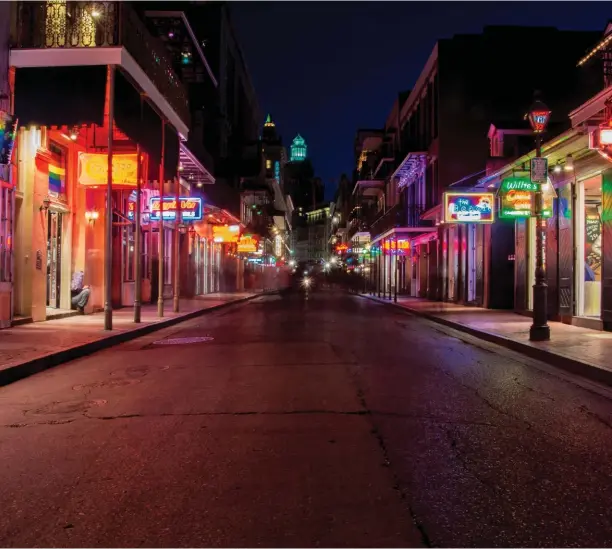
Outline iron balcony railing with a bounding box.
[13,1,190,126]
[370,204,428,238]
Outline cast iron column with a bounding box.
[157,121,166,317]
[134,144,142,322]
[173,176,180,313]
[104,65,115,331]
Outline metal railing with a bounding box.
[370,204,428,237]
[13,1,190,126]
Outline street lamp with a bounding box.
[527,94,551,342]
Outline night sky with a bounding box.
[232,2,611,200]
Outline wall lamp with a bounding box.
[85,209,99,224]
[565,154,574,171]
[39,197,51,212]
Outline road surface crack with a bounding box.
[445,427,502,495]
[83,410,372,421]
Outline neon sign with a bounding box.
[382,239,410,254]
[336,244,348,254]
[499,189,552,219]
[212,225,240,243]
[237,235,258,253]
[443,192,495,223]
[149,197,203,221]
[500,177,538,193]
[78,153,138,187]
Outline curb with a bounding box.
[0,292,270,388]
[358,293,612,388]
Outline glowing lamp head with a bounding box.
[600,128,612,146]
[527,98,551,134]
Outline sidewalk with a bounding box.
[0,292,264,387]
[360,293,612,386]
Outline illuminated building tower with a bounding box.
[290,134,307,162]
[262,114,280,144]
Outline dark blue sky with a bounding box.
[232,2,610,200]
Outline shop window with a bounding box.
[0,186,13,283]
[123,224,135,282]
[164,228,172,285]
[577,175,602,318]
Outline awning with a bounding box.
[370,226,436,246]
[179,143,215,186]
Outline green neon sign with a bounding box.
[500,177,539,193]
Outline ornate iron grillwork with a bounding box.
[14,1,189,126]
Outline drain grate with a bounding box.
[153,336,215,345]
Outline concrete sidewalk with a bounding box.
[0,292,264,387]
[360,293,612,386]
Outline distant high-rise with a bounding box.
[290,134,307,162]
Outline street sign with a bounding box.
[530,157,548,183]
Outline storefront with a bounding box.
[370,227,434,300]
[477,87,612,328]
[0,111,16,327]
[439,191,498,306]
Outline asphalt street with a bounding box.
[1,291,612,547]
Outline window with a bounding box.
[0,185,13,283]
[123,223,135,282]
[577,175,602,318]
[164,228,172,285]
[266,159,272,169]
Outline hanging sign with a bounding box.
[530,157,548,183]
[78,153,138,187]
[443,192,495,223]
[149,196,203,221]
[499,186,553,219]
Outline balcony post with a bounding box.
[104,64,115,331]
[173,175,180,313]
[158,120,166,317]
[394,254,398,303]
[134,143,142,323]
[377,247,381,298]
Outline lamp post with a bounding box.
[527,95,551,341]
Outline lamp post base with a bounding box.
[529,324,550,341]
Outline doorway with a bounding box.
[467,224,476,302]
[46,211,63,308]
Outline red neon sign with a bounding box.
[336,244,348,253]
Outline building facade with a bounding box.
[364,25,604,305]
[0,1,266,328]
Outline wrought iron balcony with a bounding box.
[12,1,190,126]
[370,204,428,238]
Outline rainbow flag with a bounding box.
[49,163,65,196]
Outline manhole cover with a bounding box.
[153,336,214,345]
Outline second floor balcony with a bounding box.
[11,1,189,134]
[370,203,429,238]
